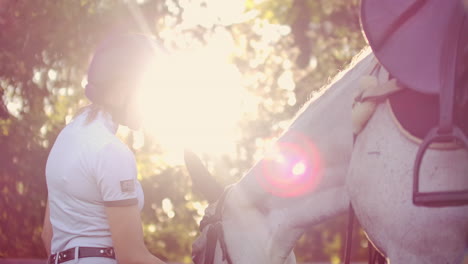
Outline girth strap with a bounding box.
[343,204,355,264]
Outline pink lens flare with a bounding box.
[258,132,323,197]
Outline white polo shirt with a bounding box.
[46,107,144,255]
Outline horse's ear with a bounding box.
[184,150,224,203]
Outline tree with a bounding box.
[0,0,368,262]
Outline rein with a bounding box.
[194,186,233,264]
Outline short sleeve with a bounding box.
[95,140,139,207]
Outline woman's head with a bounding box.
[85,33,160,130]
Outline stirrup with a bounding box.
[413,126,468,207]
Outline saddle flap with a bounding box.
[361,0,467,95]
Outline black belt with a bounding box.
[48,247,115,264]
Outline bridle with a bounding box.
[193,186,234,264]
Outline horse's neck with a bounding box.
[224,50,380,260]
[236,50,377,204]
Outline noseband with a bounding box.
[193,186,234,264]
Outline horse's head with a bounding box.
[185,150,298,264]
[184,51,379,264]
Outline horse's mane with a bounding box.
[199,47,377,217]
[285,46,376,133]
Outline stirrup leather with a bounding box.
[413,17,468,207]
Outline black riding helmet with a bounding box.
[85,33,160,128]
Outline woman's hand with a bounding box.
[106,205,166,264]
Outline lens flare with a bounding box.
[258,132,322,197]
[292,161,306,176]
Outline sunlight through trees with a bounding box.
[0,0,366,262]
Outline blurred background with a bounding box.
[0,0,369,263]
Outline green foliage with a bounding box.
[0,0,367,262]
[139,166,199,262]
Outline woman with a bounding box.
[41,33,166,264]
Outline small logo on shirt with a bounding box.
[120,179,135,193]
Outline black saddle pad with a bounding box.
[389,89,468,140]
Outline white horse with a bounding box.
[185,48,468,264]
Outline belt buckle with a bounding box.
[57,249,72,264]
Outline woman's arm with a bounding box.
[41,200,53,256]
[106,205,166,264]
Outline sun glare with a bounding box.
[139,39,245,160]
[122,0,287,164]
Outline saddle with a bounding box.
[361,0,468,207]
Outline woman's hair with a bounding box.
[73,104,105,125]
